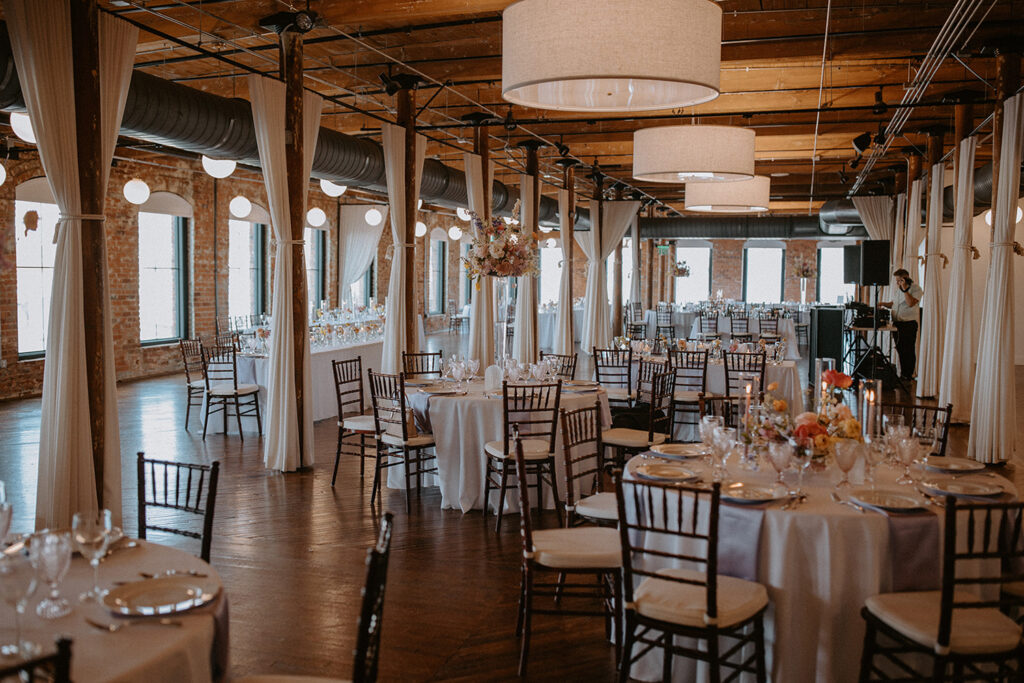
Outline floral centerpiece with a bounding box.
[672,260,690,278]
[792,256,816,279]
[461,200,539,284]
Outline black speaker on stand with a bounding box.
[809,307,845,380]
[860,240,890,286]
[843,246,862,284]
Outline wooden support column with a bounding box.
[644,207,655,311]
[611,185,624,335]
[281,29,309,465]
[954,100,974,171]
[990,53,1021,239]
[522,142,542,358]
[559,159,577,343]
[589,168,605,336]
[397,87,418,353]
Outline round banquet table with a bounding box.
[1,539,227,683]
[689,316,801,361]
[621,454,1017,683]
[388,380,612,512]
[643,309,697,341]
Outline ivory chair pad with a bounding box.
[208,382,260,397]
[339,414,375,433]
[602,428,667,449]
[380,432,435,448]
[865,591,1022,655]
[530,527,621,569]
[485,438,552,461]
[673,390,703,402]
[634,567,768,629]
[604,387,633,402]
[574,492,618,521]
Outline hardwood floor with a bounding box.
[1,332,1020,681]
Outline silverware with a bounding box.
[139,570,208,579]
[86,617,183,632]
[780,494,805,511]
[830,491,865,513]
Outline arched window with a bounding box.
[228,202,270,321]
[138,192,191,343]
[743,240,785,304]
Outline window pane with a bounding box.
[817,247,856,304]
[428,240,446,314]
[674,247,711,305]
[744,247,784,304]
[304,228,323,313]
[15,200,59,354]
[622,238,634,303]
[138,212,182,341]
[228,220,259,320]
[539,244,562,306]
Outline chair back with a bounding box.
[722,351,766,398]
[203,343,241,393]
[368,370,413,441]
[137,453,220,562]
[730,316,750,334]
[615,475,722,624]
[593,347,633,390]
[539,351,577,380]
[669,349,708,394]
[628,301,643,323]
[0,638,71,683]
[656,305,673,327]
[636,371,675,443]
[759,316,779,334]
[352,512,394,683]
[699,394,739,429]
[560,403,605,522]
[333,357,365,420]
[637,357,669,388]
[699,313,719,334]
[179,338,205,385]
[879,402,953,456]
[500,381,562,455]
[402,350,443,378]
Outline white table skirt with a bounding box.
[689,317,802,360]
[538,308,584,351]
[236,340,383,422]
[2,539,224,683]
[642,310,697,340]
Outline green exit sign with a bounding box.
[656,244,671,255]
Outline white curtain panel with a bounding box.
[888,192,907,305]
[380,122,427,373]
[338,204,386,305]
[854,195,896,305]
[6,0,137,529]
[464,152,496,366]
[917,164,946,398]
[903,179,924,275]
[578,200,640,352]
[629,215,641,305]
[553,189,575,355]
[969,92,1023,463]
[938,136,978,422]
[512,174,538,363]
[248,75,322,472]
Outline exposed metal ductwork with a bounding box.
[639,214,866,240]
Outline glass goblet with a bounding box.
[0,553,39,658]
[467,359,480,381]
[833,439,861,492]
[72,509,113,602]
[28,531,72,619]
[863,441,887,489]
[451,362,466,392]
[895,437,918,486]
[711,426,737,482]
[789,442,812,497]
[767,440,793,492]
[699,416,723,465]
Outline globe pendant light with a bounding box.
[502,0,722,112]
[10,112,36,143]
[123,178,151,205]
[415,221,427,238]
[320,179,347,197]
[307,207,327,227]
[633,125,755,183]
[0,162,8,188]
[448,225,463,240]
[229,195,252,218]
[201,155,236,179]
[364,208,384,226]
[456,207,472,221]
[685,175,770,213]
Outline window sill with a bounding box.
[17,353,45,362]
[140,339,182,349]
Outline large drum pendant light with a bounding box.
[633,125,755,182]
[502,0,722,112]
[685,176,771,213]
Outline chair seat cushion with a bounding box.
[758,333,781,339]
[673,390,704,403]
[530,526,621,569]
[208,382,259,397]
[485,438,552,460]
[604,386,633,402]
[340,413,376,433]
[634,567,768,629]
[380,432,435,448]
[574,492,618,521]
[865,591,1022,655]
[188,379,205,389]
[602,428,667,448]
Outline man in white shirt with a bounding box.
[880,268,924,379]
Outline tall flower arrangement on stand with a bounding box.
[461,200,540,283]
[672,260,690,278]
[792,257,816,279]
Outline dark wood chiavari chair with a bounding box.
[637,357,670,397]
[859,498,1024,681]
[137,452,220,562]
[628,301,643,324]
[367,370,438,513]
[447,298,467,334]
[539,350,578,380]
[698,312,722,340]
[0,638,71,683]
[401,350,443,379]
[669,349,709,436]
[483,381,563,532]
[332,357,376,486]
[729,314,754,343]
[593,347,634,407]
[615,475,769,683]
[352,512,394,683]
[879,402,953,457]
[560,402,616,526]
[722,351,767,400]
[178,338,206,429]
[757,314,781,342]
[201,342,262,439]
[602,371,674,470]
[513,432,621,677]
[699,394,740,429]
[795,320,810,346]
[655,303,675,339]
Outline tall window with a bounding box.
[304,227,325,312]
[15,200,59,355]
[139,212,187,343]
[349,258,375,307]
[228,220,266,320]
[459,243,473,307]
[817,246,856,304]
[674,245,712,305]
[427,239,447,314]
[743,246,784,304]
[539,242,562,306]
[621,238,634,303]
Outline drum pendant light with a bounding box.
[685,176,771,213]
[502,0,722,112]
[633,125,755,183]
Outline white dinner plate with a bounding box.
[649,443,707,459]
[721,482,785,504]
[632,463,700,482]
[404,379,433,387]
[922,456,986,474]
[850,488,926,511]
[104,575,219,616]
[920,478,1004,498]
[563,380,598,388]
[418,386,459,395]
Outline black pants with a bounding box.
[893,319,918,379]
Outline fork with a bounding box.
[86,617,182,632]
[830,491,865,513]
[139,570,208,579]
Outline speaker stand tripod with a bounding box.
[851,284,908,393]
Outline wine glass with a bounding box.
[28,531,72,619]
[699,415,723,463]
[0,552,38,658]
[467,359,480,382]
[0,482,11,545]
[895,437,918,486]
[863,441,887,489]
[767,441,793,492]
[711,426,736,482]
[833,439,861,493]
[72,509,113,602]
[789,442,812,498]
[451,361,466,392]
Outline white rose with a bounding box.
[489,242,503,258]
[474,244,487,258]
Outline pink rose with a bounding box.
[794,412,819,428]
[835,404,853,421]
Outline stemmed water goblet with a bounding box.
[451,361,466,392]
[895,437,919,486]
[710,426,736,482]
[28,531,72,619]
[863,441,887,489]
[833,439,861,493]
[0,552,38,658]
[72,509,113,602]
[699,415,723,465]
[789,442,812,498]
[467,359,480,382]
[767,440,793,493]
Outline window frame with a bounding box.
[305,228,326,307]
[741,245,786,304]
[428,239,447,315]
[673,244,713,306]
[14,199,59,359]
[139,215,189,347]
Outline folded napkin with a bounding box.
[407,391,433,434]
[718,505,766,582]
[484,364,503,392]
[856,504,941,592]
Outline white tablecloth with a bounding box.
[642,310,697,340]
[622,456,1016,683]
[538,308,584,351]
[236,340,383,422]
[2,540,224,683]
[689,317,801,360]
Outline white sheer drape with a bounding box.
[512,174,538,363]
[465,152,495,366]
[578,200,640,352]
[938,136,978,422]
[903,179,924,276]
[553,189,575,355]
[969,93,1023,463]
[6,0,137,529]
[338,204,385,305]
[249,75,322,472]
[888,192,907,305]
[380,123,427,373]
[629,215,641,305]
[854,195,896,306]
[917,164,946,398]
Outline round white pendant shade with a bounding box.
[229,195,252,218]
[10,112,36,143]
[201,155,236,178]
[633,125,755,183]
[320,179,347,197]
[365,208,384,226]
[122,178,151,205]
[502,0,722,112]
[685,175,770,213]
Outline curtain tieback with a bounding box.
[921,252,948,268]
[53,213,107,243]
[955,244,981,260]
[384,243,416,261]
[277,239,305,245]
[991,241,1024,256]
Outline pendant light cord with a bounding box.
[808,0,832,215]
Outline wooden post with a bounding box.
[560,161,576,344]
[70,0,107,505]
[396,87,419,354]
[954,101,974,171]
[611,185,624,335]
[644,207,655,311]
[990,53,1021,239]
[523,142,541,361]
[591,168,605,337]
[281,29,308,466]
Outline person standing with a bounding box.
[880,268,923,380]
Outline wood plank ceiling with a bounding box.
[62,1,1024,213]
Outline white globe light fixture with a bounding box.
[122,178,151,205]
[984,207,1023,226]
[201,155,236,179]
[546,238,558,248]
[229,195,252,218]
[364,208,384,226]
[417,199,424,210]
[456,207,472,221]
[0,162,8,188]
[10,112,36,143]
[320,179,347,197]
[415,221,428,238]
[307,207,327,227]
[448,225,463,240]
[502,0,722,112]
[685,175,771,213]
[633,125,755,183]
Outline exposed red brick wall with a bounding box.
[709,239,745,299]
[783,240,819,302]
